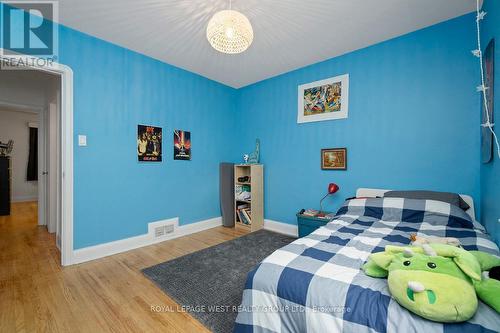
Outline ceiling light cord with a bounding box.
[475,0,500,159]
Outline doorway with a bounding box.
[0,70,62,250]
[0,56,73,266]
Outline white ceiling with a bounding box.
[55,0,478,88]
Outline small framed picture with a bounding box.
[321,148,347,170]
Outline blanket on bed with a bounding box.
[234,198,500,333]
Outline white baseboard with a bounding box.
[174,217,223,237]
[71,217,222,265]
[264,219,298,237]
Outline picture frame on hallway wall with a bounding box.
[298,74,349,124]
[321,148,347,170]
[137,125,162,162]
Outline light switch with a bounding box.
[78,135,87,147]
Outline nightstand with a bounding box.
[296,212,332,238]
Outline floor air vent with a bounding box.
[154,224,175,238]
[164,224,175,234]
[149,218,178,240]
[154,226,165,238]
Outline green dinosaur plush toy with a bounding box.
[363,243,500,322]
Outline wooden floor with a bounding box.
[0,202,248,333]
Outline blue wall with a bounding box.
[57,26,239,249]
[236,14,481,226]
[5,4,496,248]
[480,0,500,244]
[0,3,238,248]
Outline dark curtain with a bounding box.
[27,127,38,181]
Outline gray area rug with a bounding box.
[142,229,295,333]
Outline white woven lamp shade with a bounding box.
[206,10,253,54]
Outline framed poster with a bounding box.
[174,130,191,160]
[137,125,162,162]
[298,74,349,123]
[481,39,494,164]
[321,148,347,170]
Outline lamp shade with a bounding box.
[328,183,339,194]
[206,10,254,54]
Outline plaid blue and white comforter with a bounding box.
[234,198,500,333]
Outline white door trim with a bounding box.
[40,103,48,227]
[0,50,74,266]
[47,102,58,234]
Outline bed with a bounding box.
[234,189,500,333]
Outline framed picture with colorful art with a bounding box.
[321,148,347,170]
[298,74,349,124]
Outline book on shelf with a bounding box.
[241,208,252,223]
[237,209,251,225]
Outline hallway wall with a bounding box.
[0,109,39,202]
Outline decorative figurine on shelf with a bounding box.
[247,139,260,164]
[243,154,249,164]
[318,182,339,216]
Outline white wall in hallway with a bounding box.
[0,109,39,202]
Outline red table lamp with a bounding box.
[319,183,339,215]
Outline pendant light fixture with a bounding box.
[206,0,253,54]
